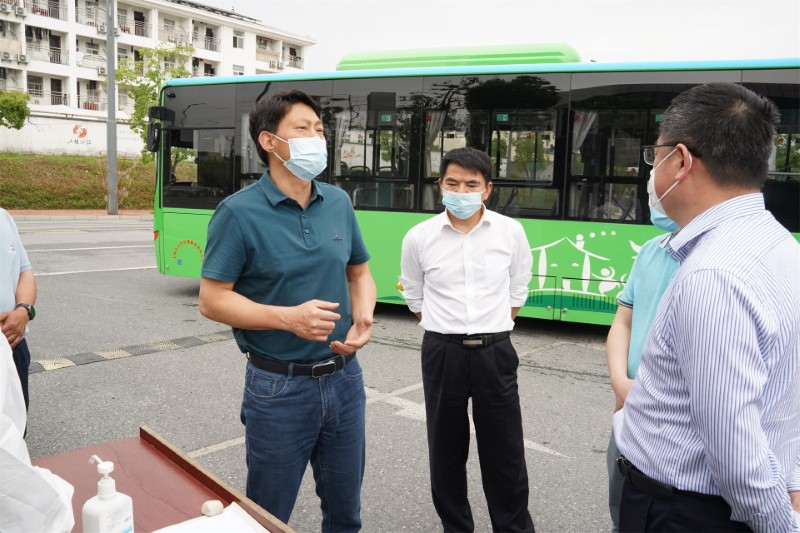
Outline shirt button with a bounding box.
[304,229,310,234]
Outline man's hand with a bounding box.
[611,376,634,412]
[0,308,28,349]
[286,300,341,342]
[330,316,374,356]
[790,490,800,512]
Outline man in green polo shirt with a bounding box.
[199,89,376,532]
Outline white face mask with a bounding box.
[271,134,328,182]
[647,148,680,217]
[442,189,485,219]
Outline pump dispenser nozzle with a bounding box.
[89,455,114,476]
[88,455,117,499]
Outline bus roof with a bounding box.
[335,43,581,70]
[165,57,800,87]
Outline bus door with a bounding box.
[330,81,421,211]
[488,110,560,218]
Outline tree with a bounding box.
[0,90,30,130]
[116,43,194,171]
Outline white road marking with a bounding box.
[27,245,152,252]
[37,266,157,276]
[188,383,569,459]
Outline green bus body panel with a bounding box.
[155,207,665,326]
[155,209,211,278]
[336,43,581,71]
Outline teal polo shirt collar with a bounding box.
[257,171,325,207]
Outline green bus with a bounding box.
[147,44,800,325]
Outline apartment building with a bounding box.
[0,0,315,155]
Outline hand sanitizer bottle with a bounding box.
[82,455,134,533]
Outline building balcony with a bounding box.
[30,1,66,20]
[26,42,69,65]
[27,89,69,106]
[117,18,149,37]
[75,6,105,27]
[256,49,279,64]
[192,36,220,52]
[159,28,189,45]
[77,92,106,111]
[78,53,106,70]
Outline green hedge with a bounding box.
[0,154,155,209]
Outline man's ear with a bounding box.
[674,143,694,182]
[258,131,275,153]
[484,181,493,200]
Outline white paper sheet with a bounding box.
[153,502,268,533]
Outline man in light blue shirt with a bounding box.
[606,231,679,531]
[0,209,37,415]
[616,83,800,532]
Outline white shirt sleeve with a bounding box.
[399,229,424,314]
[508,224,533,307]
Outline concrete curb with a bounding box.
[29,330,235,373]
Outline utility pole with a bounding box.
[105,0,118,214]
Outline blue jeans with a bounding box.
[240,355,366,532]
[607,429,622,533]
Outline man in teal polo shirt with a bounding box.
[199,89,376,532]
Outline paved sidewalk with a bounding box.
[8,209,153,221]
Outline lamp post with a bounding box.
[105,0,118,214]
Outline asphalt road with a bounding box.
[16,216,615,533]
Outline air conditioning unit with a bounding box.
[98,65,107,75]
[98,23,106,33]
[15,6,26,17]
[16,54,28,63]
[0,4,11,13]
[113,27,119,36]
[1,51,11,60]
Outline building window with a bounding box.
[27,75,44,97]
[86,41,99,55]
[233,64,244,76]
[233,30,244,49]
[117,46,128,64]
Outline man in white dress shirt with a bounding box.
[400,147,534,533]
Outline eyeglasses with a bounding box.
[642,144,677,166]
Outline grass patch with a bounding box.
[0,153,155,209]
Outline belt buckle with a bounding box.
[462,336,484,348]
[311,358,337,378]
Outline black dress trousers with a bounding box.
[421,331,535,533]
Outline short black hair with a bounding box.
[440,147,491,183]
[659,82,780,188]
[248,89,321,166]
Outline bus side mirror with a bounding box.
[146,122,161,152]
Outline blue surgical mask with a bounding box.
[272,135,328,182]
[649,204,679,232]
[647,148,681,218]
[442,189,485,219]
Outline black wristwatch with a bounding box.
[15,303,35,320]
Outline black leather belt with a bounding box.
[247,352,353,378]
[426,331,510,349]
[617,455,674,499]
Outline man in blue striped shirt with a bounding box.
[615,82,800,532]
